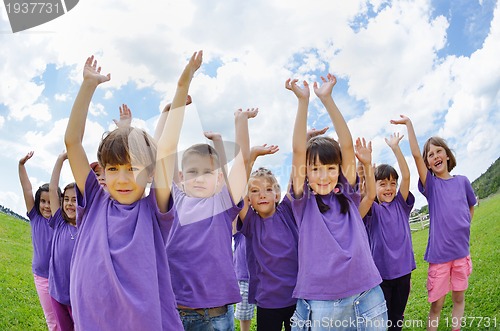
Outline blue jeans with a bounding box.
[291,286,388,331]
[179,304,234,331]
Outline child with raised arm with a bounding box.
[286,74,387,331]
[48,152,77,331]
[391,116,476,331]
[363,133,416,331]
[18,151,59,331]
[159,62,252,328]
[65,55,187,330]
[238,142,299,331]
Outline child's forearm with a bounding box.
[404,120,421,160]
[65,80,98,147]
[292,99,309,154]
[49,155,65,213]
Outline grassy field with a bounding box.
[1,194,499,330]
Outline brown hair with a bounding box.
[34,183,60,216]
[61,183,76,222]
[422,136,456,172]
[97,127,157,176]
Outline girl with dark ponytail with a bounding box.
[286,73,386,331]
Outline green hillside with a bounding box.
[472,157,500,199]
[1,194,500,330]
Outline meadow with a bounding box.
[1,194,498,330]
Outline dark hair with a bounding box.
[61,183,76,222]
[306,136,349,214]
[422,136,456,173]
[181,143,221,170]
[375,164,399,182]
[34,183,58,216]
[306,136,342,167]
[98,127,157,176]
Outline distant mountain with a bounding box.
[472,157,500,199]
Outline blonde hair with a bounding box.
[249,167,281,204]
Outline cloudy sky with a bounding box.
[1,0,499,216]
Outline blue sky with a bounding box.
[1,0,499,216]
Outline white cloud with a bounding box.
[0,0,499,214]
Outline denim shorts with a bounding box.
[291,285,388,331]
[179,304,234,331]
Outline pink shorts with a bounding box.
[427,256,472,302]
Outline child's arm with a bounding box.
[314,74,356,186]
[18,151,35,212]
[204,131,229,178]
[286,78,310,197]
[228,108,258,204]
[355,138,375,218]
[390,115,427,186]
[155,51,202,212]
[239,143,279,221]
[153,95,192,142]
[49,152,66,216]
[385,132,410,200]
[113,104,132,129]
[65,56,111,194]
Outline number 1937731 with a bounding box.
[5,2,61,14]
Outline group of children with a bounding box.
[19,51,476,331]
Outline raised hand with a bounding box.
[114,104,133,128]
[354,137,372,166]
[83,55,111,85]
[313,73,337,99]
[285,78,310,99]
[58,151,68,161]
[385,132,404,150]
[234,107,259,119]
[251,144,279,158]
[178,51,203,86]
[307,127,329,141]
[203,131,222,141]
[19,151,34,165]
[390,114,411,126]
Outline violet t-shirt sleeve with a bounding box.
[464,177,477,207]
[240,208,257,238]
[48,208,64,229]
[148,185,175,242]
[76,170,103,227]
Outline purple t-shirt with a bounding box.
[364,191,416,280]
[70,171,182,331]
[167,184,242,308]
[27,207,53,278]
[233,231,249,281]
[291,174,382,300]
[419,170,476,263]
[240,196,298,308]
[48,209,76,305]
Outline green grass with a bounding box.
[0,216,47,330]
[2,195,499,330]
